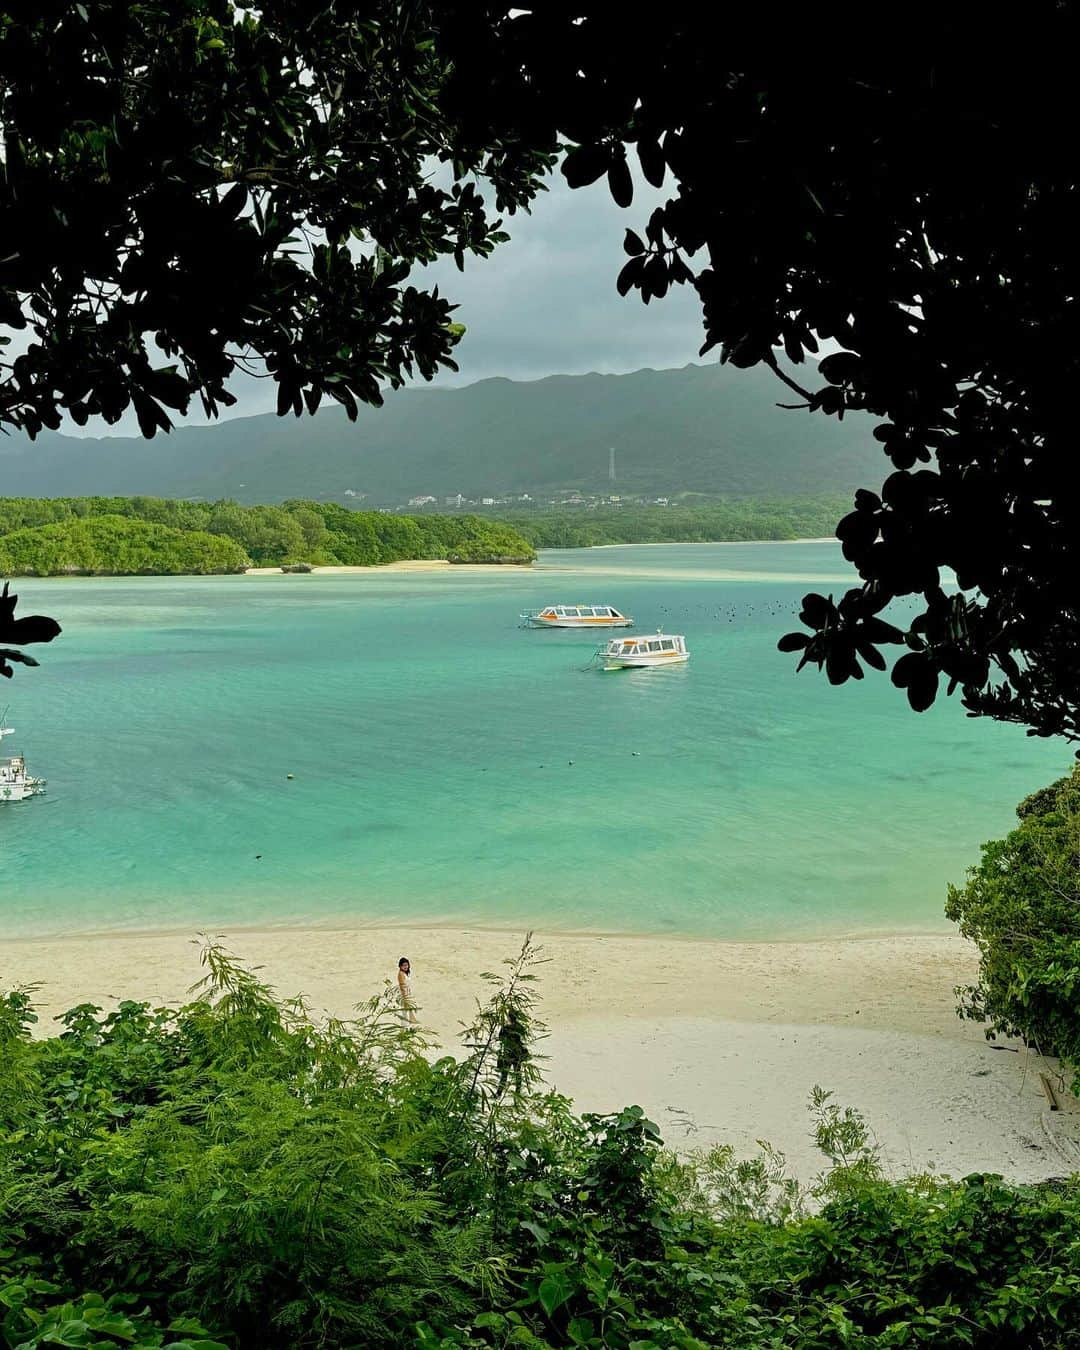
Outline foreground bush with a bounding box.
[1,939,1078,1348]
[947,766,1080,1092]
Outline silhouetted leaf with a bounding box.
[607,153,633,208]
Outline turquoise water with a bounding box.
[1,543,1066,939]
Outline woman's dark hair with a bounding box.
[398,957,410,969]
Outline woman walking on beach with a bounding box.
[397,956,417,1026]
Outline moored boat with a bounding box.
[521,603,633,629]
[0,716,45,801]
[600,632,689,669]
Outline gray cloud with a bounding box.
[418,175,704,387]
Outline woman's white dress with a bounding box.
[398,971,417,1024]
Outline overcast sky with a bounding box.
[60,174,706,436]
[418,175,704,389]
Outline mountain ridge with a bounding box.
[0,362,883,504]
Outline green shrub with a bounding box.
[1,938,1078,1349]
[946,765,1080,1090]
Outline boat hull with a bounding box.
[529,616,634,629]
[603,653,690,669]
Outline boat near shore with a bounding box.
[0,717,45,802]
[600,632,689,669]
[521,604,633,629]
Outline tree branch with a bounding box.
[763,350,816,403]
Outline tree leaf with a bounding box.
[562,142,610,188]
[538,1270,575,1318]
[607,154,633,208]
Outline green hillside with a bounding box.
[0,498,535,574]
[0,364,883,504]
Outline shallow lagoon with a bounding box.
[1,542,1064,938]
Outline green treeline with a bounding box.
[0,497,535,575]
[0,494,846,576]
[1,939,1078,1350]
[498,496,848,549]
[0,515,250,577]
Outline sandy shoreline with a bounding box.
[1,925,1073,1183]
[243,560,535,575]
[588,537,835,548]
[241,538,838,575]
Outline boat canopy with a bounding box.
[604,634,686,654]
[543,605,623,618]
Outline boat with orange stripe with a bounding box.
[521,604,634,629]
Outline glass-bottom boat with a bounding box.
[0,719,45,801]
[601,632,689,669]
[521,604,633,629]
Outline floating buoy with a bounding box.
[286,773,295,779]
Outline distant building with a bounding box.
[408,495,437,507]
[481,497,495,506]
[444,493,464,508]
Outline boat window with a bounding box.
[647,640,659,652]
[661,639,674,650]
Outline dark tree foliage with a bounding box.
[0,1,549,440]
[0,581,60,678]
[438,4,1080,746]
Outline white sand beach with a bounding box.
[244,560,536,575]
[2,926,1075,1184]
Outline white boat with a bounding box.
[521,603,634,629]
[0,717,45,802]
[600,632,689,669]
